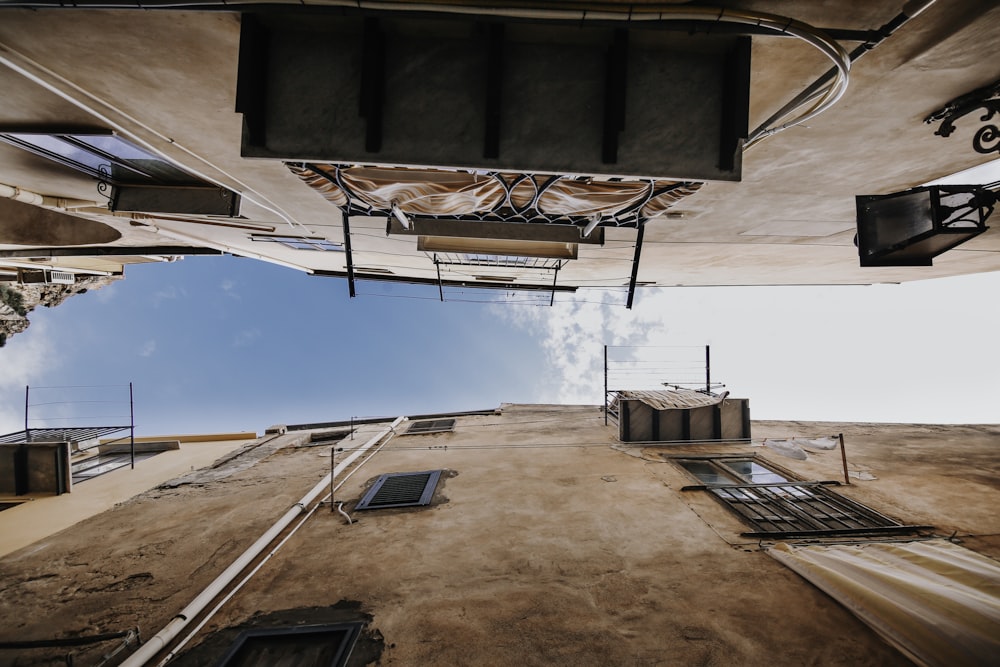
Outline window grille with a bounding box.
[71,451,164,484]
[216,623,363,667]
[250,235,344,252]
[0,131,199,185]
[355,470,443,510]
[404,419,456,435]
[677,458,922,538]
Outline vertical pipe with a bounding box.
[330,445,336,512]
[122,417,406,667]
[604,345,608,425]
[705,345,711,393]
[839,433,850,485]
[129,382,135,470]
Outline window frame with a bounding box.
[403,419,456,435]
[70,450,164,483]
[214,622,363,667]
[675,456,921,538]
[250,234,344,252]
[355,470,443,510]
[0,130,201,186]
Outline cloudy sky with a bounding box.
[1,251,998,437]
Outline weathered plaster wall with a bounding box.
[0,408,996,666]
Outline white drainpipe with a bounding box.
[120,416,407,667]
[0,182,98,209]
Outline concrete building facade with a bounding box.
[0,403,997,666]
[0,1,998,306]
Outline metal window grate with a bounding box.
[250,235,343,252]
[0,425,132,445]
[404,419,456,435]
[356,470,443,510]
[677,456,926,538]
[71,450,163,484]
[216,623,363,667]
[709,483,918,538]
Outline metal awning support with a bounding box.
[626,223,645,309]
[342,215,357,298]
[435,255,444,302]
[549,262,560,306]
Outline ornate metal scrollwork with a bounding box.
[924,78,1000,155]
[96,163,113,204]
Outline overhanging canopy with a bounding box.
[769,539,1000,667]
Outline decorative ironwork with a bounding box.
[301,163,692,229]
[924,78,1000,155]
[97,163,112,203]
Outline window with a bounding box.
[0,130,241,216]
[404,419,456,435]
[355,470,443,510]
[71,450,163,483]
[0,131,199,185]
[676,457,918,538]
[217,623,363,667]
[250,235,344,252]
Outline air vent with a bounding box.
[355,470,443,510]
[48,271,75,285]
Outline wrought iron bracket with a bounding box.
[924,78,1000,155]
[97,163,113,204]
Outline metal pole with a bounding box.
[625,225,645,309]
[604,345,608,425]
[838,433,850,485]
[129,382,135,470]
[330,445,336,511]
[705,345,711,393]
[24,385,29,434]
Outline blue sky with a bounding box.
[1,254,998,437]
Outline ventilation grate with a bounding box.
[356,470,443,510]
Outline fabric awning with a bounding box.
[769,539,1000,667]
[616,389,727,410]
[288,163,701,223]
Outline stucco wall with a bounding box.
[0,408,996,665]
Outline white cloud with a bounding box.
[93,282,118,304]
[153,285,184,305]
[499,275,1000,424]
[221,279,240,299]
[497,290,659,404]
[0,321,59,433]
[0,320,57,390]
[139,339,157,357]
[233,328,261,348]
